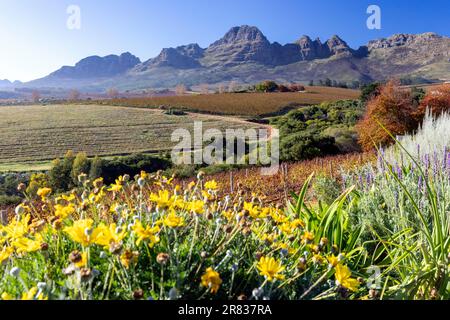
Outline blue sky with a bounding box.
[0,0,449,81]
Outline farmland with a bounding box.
[104,86,360,116]
[0,104,261,166]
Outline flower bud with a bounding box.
[15,205,25,216]
[133,289,144,300]
[137,178,145,188]
[69,250,82,264]
[78,173,88,184]
[80,268,92,282]
[17,183,26,192]
[252,288,263,298]
[197,171,205,180]
[156,253,170,265]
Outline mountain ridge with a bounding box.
[24,25,450,91]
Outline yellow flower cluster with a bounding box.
[0,172,364,300]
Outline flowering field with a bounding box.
[0,170,370,300]
[1,110,449,300]
[1,143,448,300]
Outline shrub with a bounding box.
[288,84,305,92]
[49,151,75,192]
[415,84,450,119]
[274,100,364,161]
[255,80,278,93]
[0,195,22,206]
[71,152,90,185]
[277,84,290,92]
[357,80,418,151]
[323,126,360,153]
[411,86,426,106]
[97,154,172,185]
[89,156,103,180]
[384,111,450,165]
[0,173,29,198]
[360,82,381,103]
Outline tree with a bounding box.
[49,150,76,192]
[411,87,426,106]
[414,84,450,119]
[71,152,90,185]
[255,80,278,93]
[278,84,290,92]
[289,84,305,92]
[308,80,314,86]
[68,89,81,100]
[356,80,417,151]
[360,83,381,103]
[324,78,332,87]
[31,90,41,103]
[89,156,103,180]
[175,84,187,96]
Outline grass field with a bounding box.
[0,104,261,168]
[105,86,360,116]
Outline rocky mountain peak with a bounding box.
[204,25,273,66]
[326,35,352,55]
[212,25,270,46]
[174,43,205,59]
[137,44,205,70]
[295,35,313,46]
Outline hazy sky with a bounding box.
[0,0,449,82]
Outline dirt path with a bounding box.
[184,111,275,140]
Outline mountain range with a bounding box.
[23,25,450,91]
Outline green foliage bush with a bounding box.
[273,100,364,161]
[360,83,380,103]
[47,152,172,191]
[255,80,279,93]
[100,153,171,184]
[71,152,90,186]
[0,173,30,205]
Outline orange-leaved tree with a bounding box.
[357,80,417,151]
[414,84,450,119]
